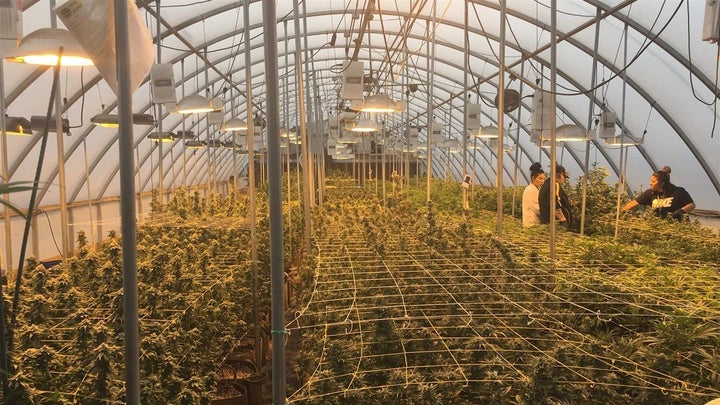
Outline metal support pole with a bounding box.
[614,22,630,239]
[293,0,312,254]
[244,0,261,369]
[261,2,287,404]
[114,1,141,402]
[549,0,558,260]
[301,0,316,207]
[581,8,602,236]
[462,0,469,210]
[496,0,506,235]
[156,1,164,206]
[382,127,386,205]
[47,0,71,257]
[0,57,10,402]
[0,60,13,278]
[426,0,436,203]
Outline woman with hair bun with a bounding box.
[522,162,546,227]
[623,166,695,220]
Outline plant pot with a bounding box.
[232,358,258,381]
[213,380,247,405]
[241,372,269,405]
[211,396,247,405]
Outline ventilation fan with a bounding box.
[494,89,521,112]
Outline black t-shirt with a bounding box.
[538,180,572,226]
[634,184,693,218]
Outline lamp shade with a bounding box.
[4,116,32,136]
[222,118,248,131]
[348,118,378,132]
[361,94,399,113]
[473,125,501,139]
[186,139,206,148]
[605,134,642,146]
[441,139,461,153]
[91,113,155,128]
[148,131,175,142]
[5,28,93,66]
[555,124,588,141]
[174,130,196,139]
[539,140,565,149]
[30,115,70,134]
[487,138,515,152]
[174,94,214,114]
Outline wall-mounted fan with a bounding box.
[494,89,521,112]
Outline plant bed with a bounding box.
[285,183,720,404]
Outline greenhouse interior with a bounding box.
[1,0,720,404]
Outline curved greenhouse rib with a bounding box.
[5,0,719,211]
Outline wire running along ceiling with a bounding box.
[2,0,719,212]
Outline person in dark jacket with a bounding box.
[623,166,695,220]
[538,164,572,227]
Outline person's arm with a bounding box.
[671,188,695,220]
[623,200,639,211]
[672,202,696,219]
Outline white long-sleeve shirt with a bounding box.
[522,183,541,227]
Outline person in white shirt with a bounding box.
[522,162,546,227]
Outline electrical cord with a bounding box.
[12,50,64,323]
[501,0,674,99]
[39,209,65,259]
[531,0,597,18]
[557,0,681,97]
[685,0,720,107]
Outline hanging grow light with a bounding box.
[222,118,248,132]
[360,94,405,113]
[91,113,155,128]
[186,139,206,148]
[3,116,32,135]
[148,131,175,142]
[605,134,642,146]
[6,28,93,66]
[472,125,501,139]
[555,124,588,141]
[347,118,378,132]
[174,94,214,114]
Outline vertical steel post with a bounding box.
[0,56,9,403]
[581,8,602,235]
[426,0,436,203]
[549,0,558,260]
[293,0,312,253]
[496,0,506,235]
[114,1,141,402]
[243,0,261,369]
[260,1,287,403]
[462,0,469,210]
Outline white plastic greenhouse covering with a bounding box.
[1,0,719,267]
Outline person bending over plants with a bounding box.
[623,166,695,221]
